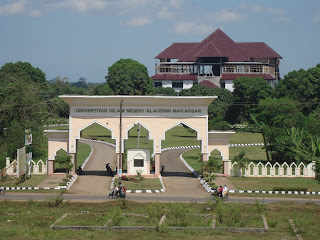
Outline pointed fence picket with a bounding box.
[231,161,315,178]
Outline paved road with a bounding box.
[2,192,320,205]
[68,140,116,195]
[159,148,208,198]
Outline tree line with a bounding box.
[0,59,320,179]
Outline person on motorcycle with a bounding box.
[218,185,223,198]
[223,185,228,197]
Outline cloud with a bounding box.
[168,0,184,9]
[157,7,173,19]
[125,16,153,27]
[0,0,27,16]
[215,9,246,22]
[28,9,42,17]
[54,0,110,13]
[173,22,214,35]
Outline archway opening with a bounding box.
[161,123,201,177]
[54,149,70,173]
[208,149,223,174]
[123,123,153,175]
[77,122,116,176]
[80,122,114,144]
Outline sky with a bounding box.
[0,0,319,83]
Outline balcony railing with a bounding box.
[155,65,196,74]
[155,64,276,78]
[222,65,275,76]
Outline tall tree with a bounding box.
[0,62,48,160]
[230,77,272,123]
[276,64,320,115]
[106,59,154,95]
[180,84,233,130]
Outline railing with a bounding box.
[155,65,195,74]
[231,161,315,178]
[222,65,275,76]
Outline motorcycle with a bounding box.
[210,187,228,200]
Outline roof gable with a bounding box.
[154,28,280,62]
[179,28,250,62]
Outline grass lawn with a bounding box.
[1,201,319,239]
[114,214,155,227]
[58,213,109,226]
[182,148,202,172]
[229,132,264,144]
[76,142,92,167]
[80,123,116,144]
[162,125,200,148]
[47,125,69,130]
[1,175,48,187]
[114,178,163,190]
[164,215,213,228]
[230,146,267,162]
[228,177,320,191]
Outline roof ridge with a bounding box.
[194,41,224,57]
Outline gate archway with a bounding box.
[45,96,234,176]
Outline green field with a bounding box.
[228,177,320,191]
[114,178,163,190]
[76,142,92,168]
[1,175,48,188]
[0,200,319,239]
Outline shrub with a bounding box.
[45,193,65,207]
[110,207,123,226]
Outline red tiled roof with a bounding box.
[180,29,250,62]
[220,73,275,80]
[151,74,197,80]
[236,42,282,59]
[155,29,281,62]
[198,80,220,88]
[194,42,224,58]
[155,43,198,59]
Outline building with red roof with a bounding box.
[152,29,281,92]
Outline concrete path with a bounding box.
[68,140,116,195]
[37,174,66,188]
[214,176,238,190]
[151,148,207,198]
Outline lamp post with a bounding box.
[119,99,123,184]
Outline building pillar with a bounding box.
[69,153,76,175]
[154,153,161,177]
[202,153,209,162]
[223,160,231,176]
[48,160,55,174]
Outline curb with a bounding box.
[111,175,166,194]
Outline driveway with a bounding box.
[68,140,116,195]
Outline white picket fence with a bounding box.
[6,157,47,176]
[231,161,315,178]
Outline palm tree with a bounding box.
[288,127,320,180]
[232,151,249,176]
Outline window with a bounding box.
[134,159,144,167]
[154,81,163,88]
[220,81,225,89]
[172,81,183,88]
